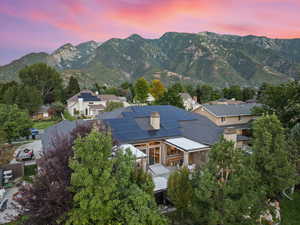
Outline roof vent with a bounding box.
[150,112,160,130]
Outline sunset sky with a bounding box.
[1,0,300,65]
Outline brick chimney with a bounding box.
[150,112,160,130]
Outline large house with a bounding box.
[193,101,260,149]
[67,90,127,117]
[42,105,257,192]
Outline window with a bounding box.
[221,117,226,122]
[238,116,241,121]
[89,102,94,105]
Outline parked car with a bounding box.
[16,148,34,161]
[0,199,8,212]
[30,128,39,136]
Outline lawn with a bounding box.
[32,120,58,130]
[281,191,300,225]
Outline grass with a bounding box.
[63,110,76,121]
[32,120,58,130]
[281,191,300,225]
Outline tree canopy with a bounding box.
[134,77,149,103]
[191,138,266,225]
[150,79,166,100]
[252,114,297,198]
[18,63,63,104]
[105,101,124,112]
[65,76,80,100]
[0,104,32,142]
[67,131,167,225]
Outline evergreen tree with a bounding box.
[252,114,297,198]
[168,167,193,222]
[67,131,167,225]
[191,138,265,225]
[288,123,300,174]
[67,131,117,225]
[66,76,80,100]
[134,77,149,103]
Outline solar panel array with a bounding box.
[78,92,101,102]
[103,105,198,143]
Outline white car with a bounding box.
[16,148,34,161]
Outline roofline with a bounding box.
[202,105,254,117]
[164,140,210,152]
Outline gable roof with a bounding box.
[67,90,101,102]
[202,103,260,117]
[99,105,223,145]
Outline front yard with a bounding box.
[281,191,300,225]
[32,120,58,130]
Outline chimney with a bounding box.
[150,112,160,130]
[223,127,237,146]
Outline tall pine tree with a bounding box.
[191,138,266,225]
[252,114,297,198]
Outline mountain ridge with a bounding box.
[1,31,299,87]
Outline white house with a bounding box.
[180,93,199,111]
[67,90,127,117]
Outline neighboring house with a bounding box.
[193,102,260,149]
[67,90,127,117]
[146,93,155,103]
[179,93,199,111]
[32,106,51,120]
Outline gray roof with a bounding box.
[100,105,224,146]
[41,120,92,152]
[42,106,225,152]
[203,103,260,117]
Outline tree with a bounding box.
[191,138,266,225]
[16,85,43,114]
[19,63,63,104]
[156,88,184,108]
[3,86,19,105]
[67,131,167,225]
[50,101,65,118]
[0,104,32,143]
[242,87,256,101]
[196,84,221,103]
[255,81,300,128]
[252,114,297,198]
[170,82,184,93]
[287,123,300,175]
[113,150,167,225]
[134,77,149,103]
[65,76,80,100]
[223,85,243,100]
[15,123,93,225]
[105,101,124,112]
[168,167,192,222]
[150,79,166,100]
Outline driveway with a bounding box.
[10,140,43,166]
[0,187,20,224]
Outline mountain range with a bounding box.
[1,31,300,88]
